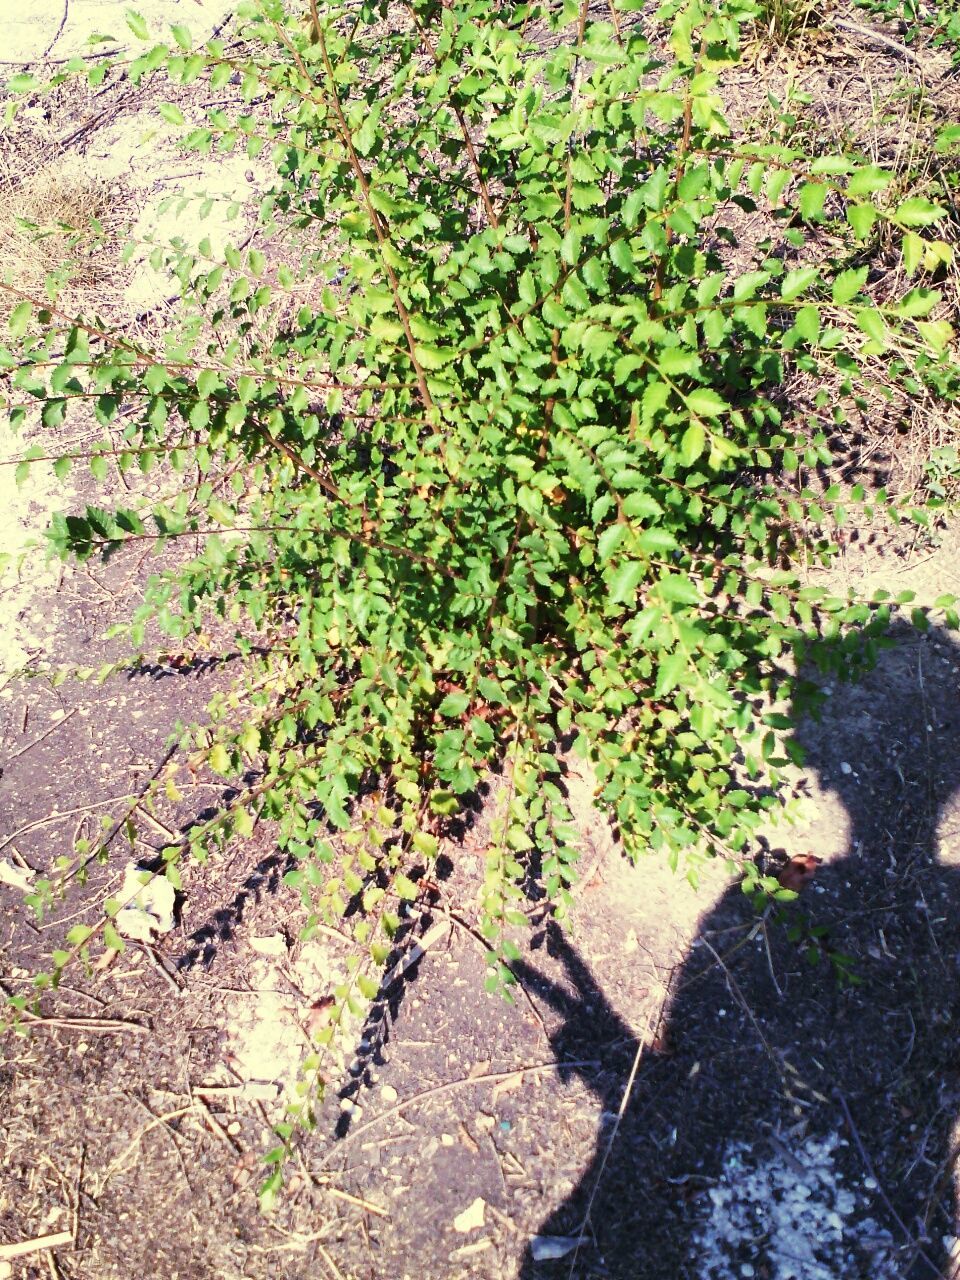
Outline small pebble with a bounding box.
[227,1121,242,1136]
[381,1084,398,1104]
[440,1133,455,1147]
[840,761,852,775]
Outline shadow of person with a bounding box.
[518,622,960,1279]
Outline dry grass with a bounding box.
[754,0,824,47]
[0,163,118,312]
[724,30,960,503]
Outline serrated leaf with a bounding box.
[438,692,469,717]
[655,650,687,697]
[394,873,419,900]
[680,422,705,465]
[159,102,185,126]
[8,300,31,337]
[831,267,868,305]
[916,319,952,352]
[608,559,644,605]
[126,10,149,39]
[622,492,662,520]
[686,388,726,417]
[598,523,626,562]
[892,198,945,228]
[780,266,818,301]
[798,182,826,220]
[658,573,699,605]
[846,204,877,238]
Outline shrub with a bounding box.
[2,0,959,1192]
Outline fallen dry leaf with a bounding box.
[778,854,821,893]
[492,1071,524,1102]
[115,863,176,941]
[248,933,287,957]
[304,995,335,1039]
[0,859,34,893]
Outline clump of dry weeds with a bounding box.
[0,163,118,311]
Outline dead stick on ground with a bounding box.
[96,1107,194,1195]
[835,1088,943,1280]
[443,905,550,1044]
[313,1060,600,1169]
[317,1242,346,1280]
[826,16,927,67]
[0,1232,73,1262]
[191,1093,239,1153]
[316,1184,389,1218]
[379,919,450,993]
[3,708,77,765]
[565,995,669,1279]
[11,1007,147,1035]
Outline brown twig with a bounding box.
[314,1183,389,1218]
[190,1093,240,1153]
[827,16,928,68]
[95,1106,194,1195]
[565,994,670,1277]
[835,1088,944,1280]
[1,709,78,765]
[0,1232,73,1261]
[313,1059,601,1168]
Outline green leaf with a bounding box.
[438,692,469,717]
[685,388,726,417]
[8,301,31,337]
[892,198,945,228]
[655,650,687,697]
[126,10,150,39]
[104,921,126,952]
[846,204,876,238]
[622,492,662,520]
[831,267,868,305]
[395,873,419,901]
[608,560,644,605]
[798,183,826,220]
[658,573,699,605]
[780,267,818,301]
[916,320,952,352]
[598,524,626,562]
[680,422,705,465]
[159,102,185,126]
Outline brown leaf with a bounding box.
[305,995,335,1039]
[492,1071,524,1102]
[778,854,822,893]
[457,1121,479,1154]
